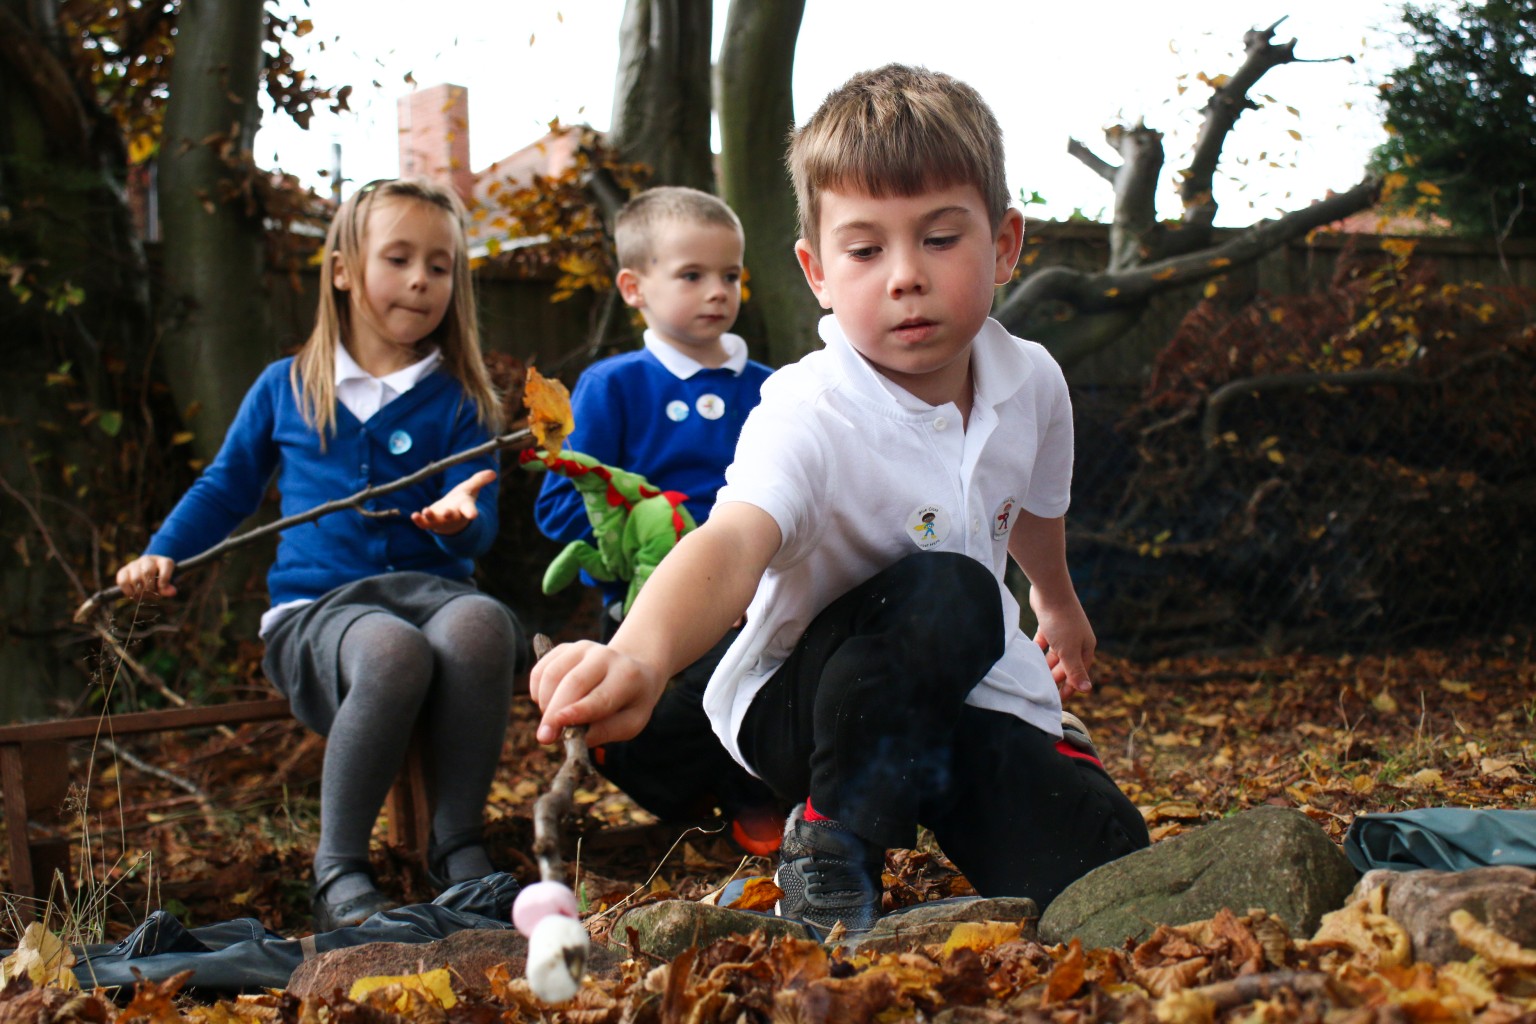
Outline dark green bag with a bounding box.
[1344,809,1536,872]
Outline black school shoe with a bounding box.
[774,804,884,937]
[310,867,401,932]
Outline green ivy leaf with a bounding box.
[97,410,123,437]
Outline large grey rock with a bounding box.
[1352,865,1536,964]
[852,897,1039,954]
[1039,805,1358,949]
[287,928,623,998]
[611,901,811,960]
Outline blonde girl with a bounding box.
[117,179,527,930]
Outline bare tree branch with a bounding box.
[998,176,1381,326]
[1067,137,1117,184]
[528,635,593,885]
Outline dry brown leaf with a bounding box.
[524,365,573,453]
[725,876,783,912]
[1449,908,1536,968]
[0,923,79,991]
[1310,900,1410,969]
[1042,938,1086,1004]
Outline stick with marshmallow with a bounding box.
[513,635,593,1003]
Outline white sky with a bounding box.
[255,0,1409,226]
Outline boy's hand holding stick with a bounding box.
[513,633,593,1004]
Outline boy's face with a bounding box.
[617,219,743,361]
[795,183,1023,406]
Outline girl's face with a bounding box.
[333,196,457,369]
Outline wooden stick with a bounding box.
[73,425,535,622]
[528,634,592,884]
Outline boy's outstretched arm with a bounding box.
[531,501,780,746]
[1009,510,1096,699]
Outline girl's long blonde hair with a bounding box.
[293,178,503,440]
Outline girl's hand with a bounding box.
[116,555,178,601]
[412,469,497,535]
[1033,598,1096,700]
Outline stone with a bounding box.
[1350,865,1536,964]
[1039,806,1358,949]
[852,897,1039,954]
[287,927,623,999]
[610,901,811,961]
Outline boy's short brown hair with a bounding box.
[788,64,1009,252]
[614,186,744,271]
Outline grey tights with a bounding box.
[314,595,518,897]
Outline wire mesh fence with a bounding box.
[1062,247,1536,658]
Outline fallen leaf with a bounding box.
[0,923,79,990]
[350,967,458,1009]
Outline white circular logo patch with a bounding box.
[906,503,951,549]
[696,394,725,420]
[666,400,690,422]
[993,496,1019,539]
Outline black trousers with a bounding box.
[737,552,1149,907]
[592,628,780,822]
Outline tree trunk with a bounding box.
[158,0,274,463]
[608,0,716,194]
[0,0,154,717]
[717,0,819,367]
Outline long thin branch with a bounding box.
[1200,349,1511,451]
[73,425,534,622]
[1066,137,1117,184]
[529,634,593,884]
[998,177,1380,326]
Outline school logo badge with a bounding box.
[387,430,412,455]
[696,394,725,420]
[666,400,690,422]
[906,503,950,549]
[993,496,1019,539]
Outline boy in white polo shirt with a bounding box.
[531,64,1148,936]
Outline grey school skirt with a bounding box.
[260,571,516,735]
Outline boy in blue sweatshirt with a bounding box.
[532,186,782,853]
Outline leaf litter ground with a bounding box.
[2,638,1533,1021]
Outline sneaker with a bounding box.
[774,804,884,936]
[1060,710,1100,760]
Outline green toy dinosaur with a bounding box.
[519,448,696,614]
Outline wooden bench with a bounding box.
[0,699,430,921]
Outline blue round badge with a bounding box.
[388,430,413,455]
[666,400,690,422]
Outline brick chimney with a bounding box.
[397,84,474,202]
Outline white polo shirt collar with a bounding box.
[816,314,1034,414]
[334,342,442,422]
[643,329,749,380]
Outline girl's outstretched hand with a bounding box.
[412,468,497,534]
[116,554,178,601]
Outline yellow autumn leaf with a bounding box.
[524,366,573,454]
[0,923,80,990]
[1372,689,1398,713]
[1380,237,1417,258]
[1287,129,1302,141]
[942,921,1021,955]
[350,967,458,1009]
[1202,280,1220,299]
[725,876,783,912]
[1415,180,1443,197]
[1438,679,1471,694]
[1152,267,1178,281]
[1449,909,1536,968]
